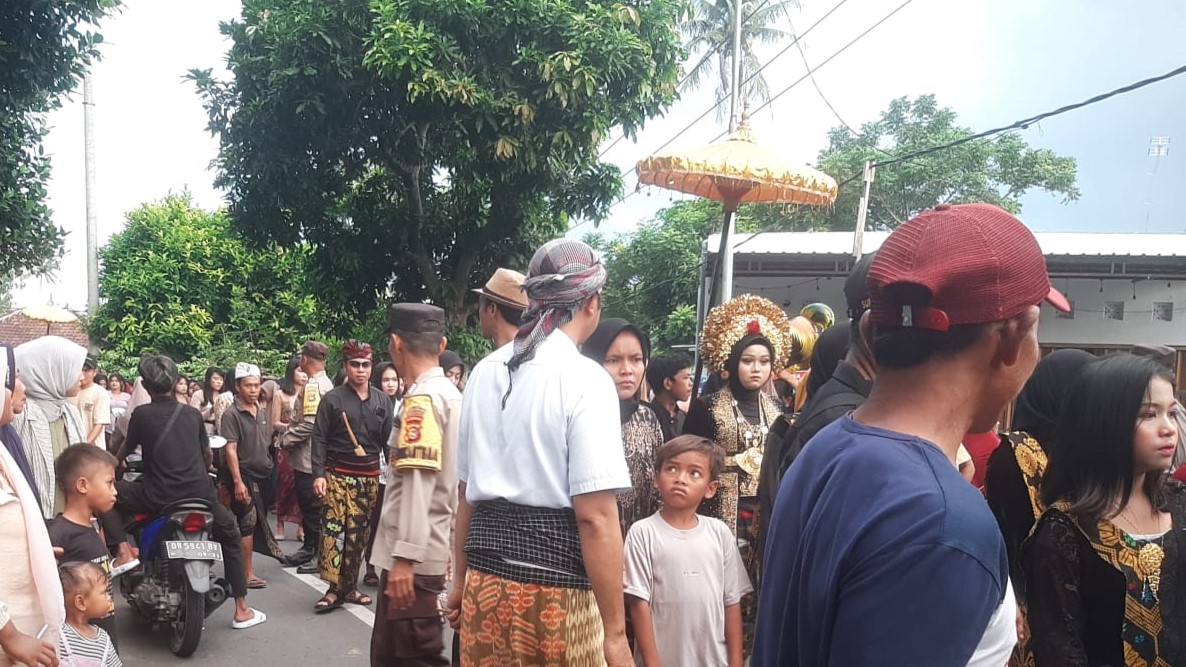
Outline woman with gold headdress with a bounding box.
[683,295,793,554]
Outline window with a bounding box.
[1154,302,1174,322]
[1104,301,1125,321]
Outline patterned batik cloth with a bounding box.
[617,406,663,536]
[319,470,379,594]
[459,569,605,667]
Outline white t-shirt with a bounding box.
[69,384,111,451]
[966,577,1017,667]
[624,513,753,667]
[458,331,630,507]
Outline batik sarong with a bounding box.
[459,569,605,667]
[319,470,378,594]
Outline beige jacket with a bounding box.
[281,371,334,474]
[369,367,461,576]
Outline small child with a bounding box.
[57,561,122,667]
[48,444,121,645]
[625,435,752,667]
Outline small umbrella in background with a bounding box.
[21,304,79,335]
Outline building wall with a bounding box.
[731,275,1186,347]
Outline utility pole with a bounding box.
[84,74,99,314]
[853,161,875,258]
[718,0,745,302]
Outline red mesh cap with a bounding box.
[868,203,1070,331]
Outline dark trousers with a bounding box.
[370,572,448,667]
[293,470,321,552]
[100,481,249,599]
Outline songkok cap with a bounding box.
[388,303,447,334]
[868,203,1069,332]
[234,362,261,379]
[844,252,876,321]
[471,268,528,311]
[300,340,329,361]
[342,340,373,361]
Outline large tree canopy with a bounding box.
[191,0,686,321]
[0,0,119,277]
[89,194,325,374]
[798,94,1081,230]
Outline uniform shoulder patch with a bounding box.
[302,383,322,417]
[394,394,442,472]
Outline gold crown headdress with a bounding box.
[699,294,795,373]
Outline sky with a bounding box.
[16,0,1186,310]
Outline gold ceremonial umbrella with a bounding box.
[636,117,838,398]
[21,304,79,335]
[636,118,837,214]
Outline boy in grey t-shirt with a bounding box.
[625,436,752,667]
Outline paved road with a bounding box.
[113,544,455,665]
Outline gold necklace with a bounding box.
[1117,504,1168,602]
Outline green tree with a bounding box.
[89,194,323,369]
[0,0,120,277]
[681,0,798,115]
[190,0,685,324]
[795,95,1080,230]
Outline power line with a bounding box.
[835,62,1186,189]
[599,0,781,159]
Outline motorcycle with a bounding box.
[118,436,232,657]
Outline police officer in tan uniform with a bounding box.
[281,340,335,572]
[370,304,461,666]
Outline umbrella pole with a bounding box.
[693,205,738,401]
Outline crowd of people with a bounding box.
[1,200,1185,666]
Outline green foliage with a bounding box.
[0,0,120,277]
[89,194,331,372]
[189,0,686,321]
[790,95,1081,230]
[681,0,798,115]
[445,326,493,370]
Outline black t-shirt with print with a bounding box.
[47,516,117,629]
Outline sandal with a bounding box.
[313,594,343,614]
[363,571,380,587]
[343,590,372,606]
[246,577,268,589]
[232,608,267,630]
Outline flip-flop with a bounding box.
[343,591,372,606]
[246,578,268,589]
[314,595,343,614]
[363,572,380,587]
[232,608,267,630]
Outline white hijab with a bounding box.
[0,350,66,635]
[14,336,86,422]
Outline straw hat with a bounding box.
[472,268,528,311]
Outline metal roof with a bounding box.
[706,231,1186,258]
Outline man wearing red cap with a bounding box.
[754,204,1069,667]
[310,340,393,613]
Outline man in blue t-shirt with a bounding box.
[754,203,1070,667]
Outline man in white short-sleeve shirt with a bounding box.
[448,239,634,667]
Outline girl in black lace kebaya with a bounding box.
[1023,355,1186,666]
[580,318,664,536]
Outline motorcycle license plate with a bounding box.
[164,541,223,561]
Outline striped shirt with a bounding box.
[58,623,122,667]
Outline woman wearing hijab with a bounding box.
[581,318,664,535]
[439,350,465,390]
[1024,355,1186,666]
[0,346,65,667]
[12,335,87,517]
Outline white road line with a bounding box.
[284,568,377,628]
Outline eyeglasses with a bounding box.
[347,360,372,369]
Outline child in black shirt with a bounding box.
[48,444,121,646]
